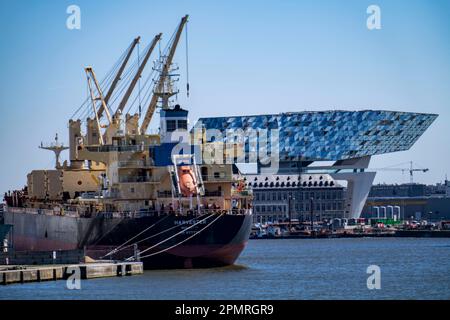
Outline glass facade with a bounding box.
[196,110,437,161]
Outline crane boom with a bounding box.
[85,67,112,125]
[85,67,106,145]
[97,36,141,118]
[372,161,429,183]
[115,33,162,117]
[140,15,189,134]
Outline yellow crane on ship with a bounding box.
[82,15,189,141]
[140,15,189,134]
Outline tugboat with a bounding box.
[1,15,253,269]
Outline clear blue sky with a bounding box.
[1,0,449,193]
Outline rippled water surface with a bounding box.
[1,238,450,299]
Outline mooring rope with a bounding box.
[100,214,170,259]
[136,213,223,260]
[102,212,210,259]
[108,212,210,255]
[125,213,217,261]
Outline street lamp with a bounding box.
[288,194,295,230]
[310,196,314,231]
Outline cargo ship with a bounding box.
[0,15,253,269]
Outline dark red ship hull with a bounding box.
[2,210,252,269]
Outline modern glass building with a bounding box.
[195,110,438,219]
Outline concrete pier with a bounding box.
[0,262,143,285]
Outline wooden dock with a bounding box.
[0,262,143,285]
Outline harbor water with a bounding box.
[1,238,450,300]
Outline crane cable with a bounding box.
[137,41,142,117]
[71,44,130,120]
[185,20,190,98]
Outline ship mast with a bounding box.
[39,133,69,169]
[140,15,189,134]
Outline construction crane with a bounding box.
[97,36,141,118]
[115,33,162,117]
[140,15,189,134]
[372,161,429,183]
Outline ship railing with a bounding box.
[80,192,102,199]
[231,190,253,197]
[157,191,173,198]
[97,208,252,219]
[118,160,154,168]
[103,190,120,198]
[201,174,234,182]
[84,144,156,153]
[5,206,79,217]
[204,190,224,197]
[157,190,225,198]
[118,176,159,183]
[5,206,252,219]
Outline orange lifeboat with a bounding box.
[178,165,197,196]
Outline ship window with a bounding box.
[214,172,220,179]
[178,120,188,130]
[167,120,177,132]
[130,187,135,193]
